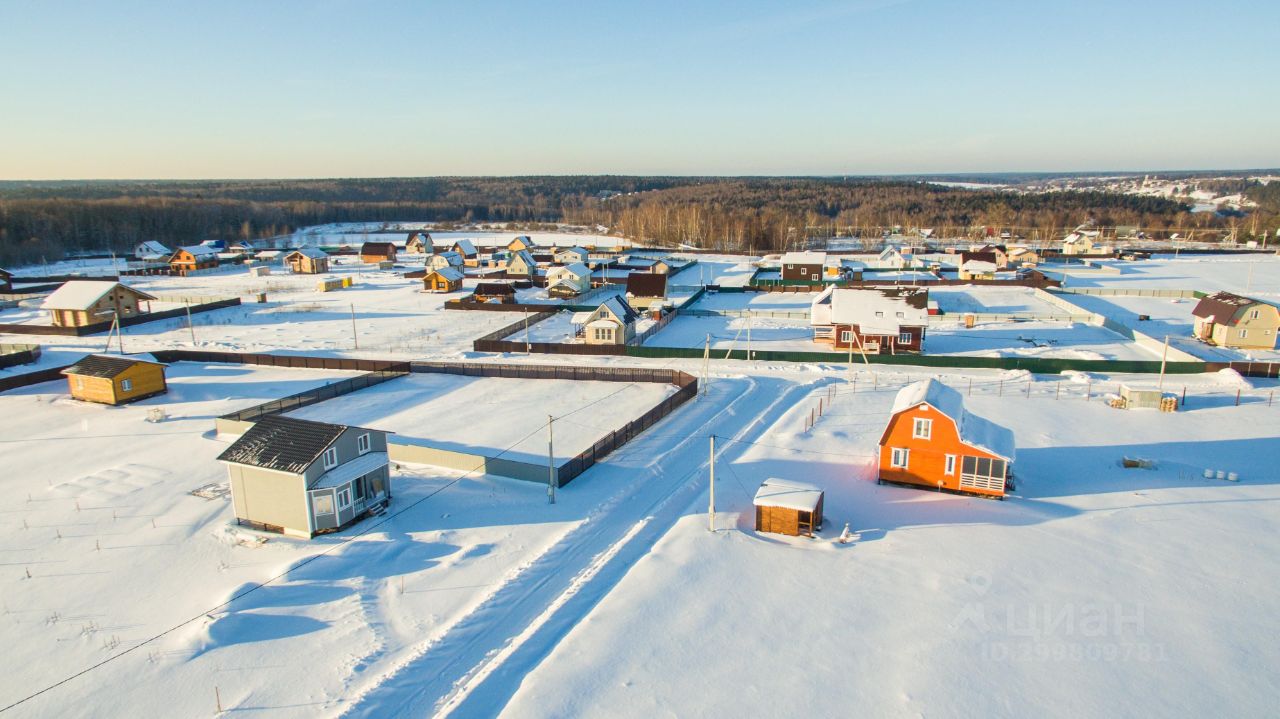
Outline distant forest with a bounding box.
[1,176,1273,266]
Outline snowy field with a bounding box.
[287,225,631,251]
[673,256,758,287]
[286,373,677,463]
[1044,254,1280,297]
[688,290,816,314]
[496,371,1280,719]
[643,314,817,352]
[928,320,1157,361]
[931,286,1071,315]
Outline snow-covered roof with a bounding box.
[451,239,477,255]
[961,259,998,273]
[550,262,591,280]
[592,296,639,326]
[556,246,588,256]
[428,267,464,282]
[753,478,823,512]
[286,247,329,260]
[781,251,826,265]
[828,288,928,333]
[309,452,389,490]
[136,241,170,254]
[178,244,218,258]
[889,380,1015,461]
[570,312,593,325]
[43,281,156,311]
[586,319,618,330]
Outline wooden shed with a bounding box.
[61,354,167,405]
[753,478,824,537]
[360,242,398,264]
[405,232,433,254]
[472,282,517,304]
[284,248,330,274]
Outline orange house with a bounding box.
[877,379,1015,498]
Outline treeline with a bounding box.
[567,179,1214,251]
[0,175,1257,266]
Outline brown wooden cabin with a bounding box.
[471,282,517,304]
[61,354,168,405]
[360,242,398,263]
[168,245,220,274]
[44,281,156,328]
[423,267,464,293]
[284,248,330,274]
[753,478,824,537]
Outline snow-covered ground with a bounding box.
[3,247,1280,718]
[498,372,1280,719]
[672,257,758,287]
[287,226,632,251]
[1044,255,1280,297]
[689,290,816,314]
[928,320,1157,361]
[643,314,817,352]
[286,372,676,463]
[930,286,1071,316]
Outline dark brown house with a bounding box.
[780,251,826,282]
[360,242,398,263]
[471,282,517,304]
[625,272,668,308]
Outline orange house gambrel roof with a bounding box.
[879,379,1015,462]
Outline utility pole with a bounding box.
[746,314,752,359]
[547,415,556,504]
[1158,335,1170,393]
[185,301,196,345]
[701,334,710,396]
[350,303,359,350]
[708,434,716,532]
[525,308,531,354]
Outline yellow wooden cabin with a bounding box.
[61,355,168,405]
[43,281,156,328]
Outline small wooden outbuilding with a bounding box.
[0,267,11,293]
[753,478,824,537]
[61,354,168,405]
[360,242,398,264]
[423,267,464,293]
[284,248,330,274]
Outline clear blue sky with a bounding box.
[1,0,1276,179]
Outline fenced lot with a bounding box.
[285,372,679,465]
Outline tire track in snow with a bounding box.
[338,375,828,718]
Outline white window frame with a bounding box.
[121,378,133,392]
[899,331,912,344]
[890,447,909,468]
[913,418,932,439]
[1239,329,1248,339]
[357,433,371,455]
[322,446,338,470]
[839,330,853,343]
[875,311,884,318]
[945,454,956,475]
[1250,309,1260,319]
[337,487,352,509]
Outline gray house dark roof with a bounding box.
[61,354,164,379]
[218,415,356,474]
[474,282,516,295]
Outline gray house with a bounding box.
[217,415,392,538]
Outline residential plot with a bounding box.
[1044,254,1280,295]
[928,320,1157,360]
[643,314,818,352]
[689,290,817,314]
[930,286,1072,315]
[285,372,678,463]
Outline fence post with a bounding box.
[1181,386,1186,407]
[968,377,972,396]
[1025,380,1031,398]
[998,380,1003,397]
[1236,389,1241,407]
[1055,382,1060,400]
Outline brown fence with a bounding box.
[0,297,242,337]
[0,345,40,370]
[1217,361,1280,379]
[557,371,697,485]
[218,367,409,422]
[0,364,70,393]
